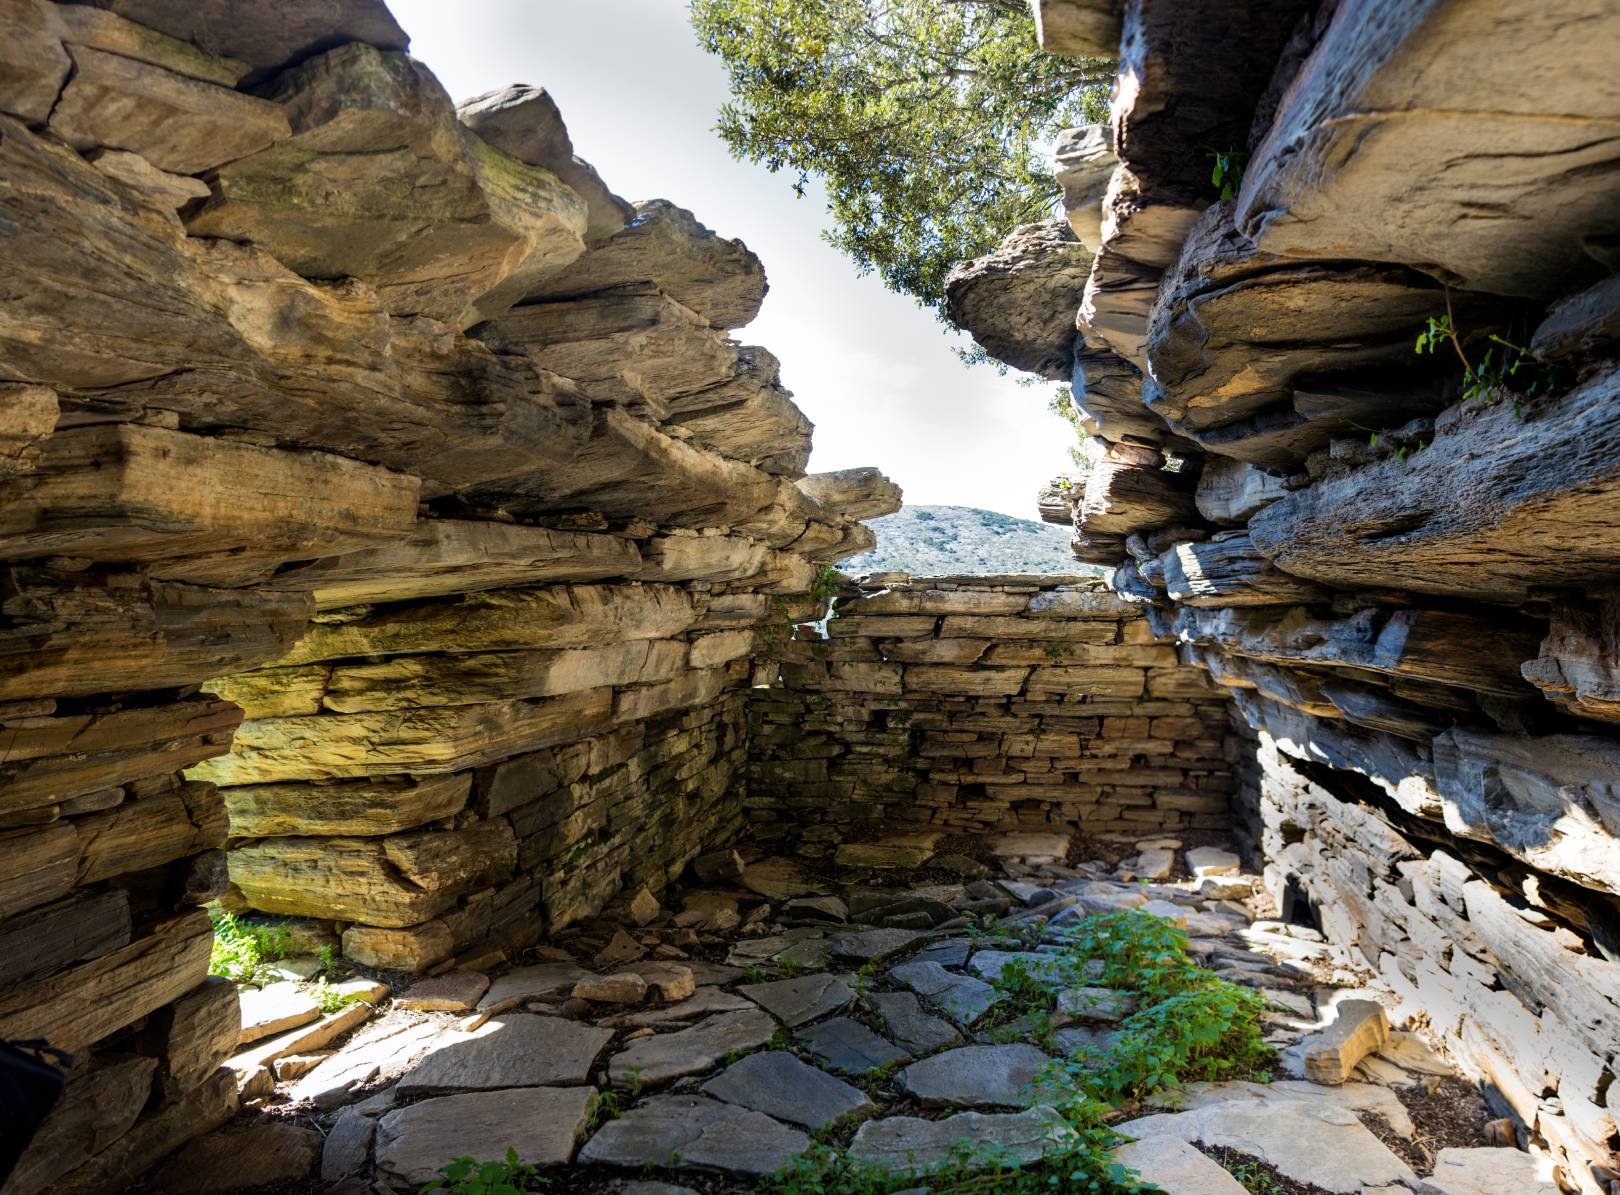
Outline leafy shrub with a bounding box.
[207,912,294,984]
[420,1148,543,1195]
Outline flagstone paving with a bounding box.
[175,835,1525,1193]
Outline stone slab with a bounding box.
[579,1095,808,1176]
[847,1105,1077,1178]
[738,972,854,1027]
[795,1017,910,1075]
[377,1087,597,1183]
[397,1014,611,1094]
[898,1043,1053,1108]
[700,1050,872,1130]
[607,1009,777,1087]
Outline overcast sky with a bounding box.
[390,0,1075,521]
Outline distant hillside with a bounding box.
[840,504,1098,577]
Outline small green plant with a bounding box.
[419,1148,544,1195]
[207,912,294,984]
[1208,148,1248,200]
[1414,295,1566,416]
[310,979,355,1015]
[741,963,770,984]
[316,944,337,976]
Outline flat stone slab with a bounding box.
[988,832,1070,862]
[683,961,745,986]
[238,981,321,1045]
[1118,1095,1418,1192]
[395,972,490,1012]
[601,987,755,1028]
[827,927,922,962]
[1112,1134,1248,1194]
[836,841,937,869]
[1053,1025,1122,1056]
[1417,1146,1561,1195]
[580,1095,809,1176]
[738,972,853,1026]
[376,1087,596,1184]
[889,960,1001,1025]
[910,938,972,968]
[898,1043,1052,1108]
[288,1016,444,1109]
[700,1050,872,1130]
[867,991,961,1054]
[149,1122,321,1194]
[1186,846,1241,877]
[1131,848,1177,879]
[738,857,821,900]
[848,1105,1077,1178]
[608,1009,777,1087]
[967,949,1074,984]
[1056,986,1137,1024]
[477,962,597,1013]
[782,895,848,923]
[397,1014,611,1094]
[796,1017,910,1075]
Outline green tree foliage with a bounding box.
[689,0,1112,310]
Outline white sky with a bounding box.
[389,0,1076,521]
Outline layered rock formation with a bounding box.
[972,3,1620,1189]
[0,4,893,1188]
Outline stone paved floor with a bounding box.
[145,832,1563,1194]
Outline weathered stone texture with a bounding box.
[749,575,1233,841]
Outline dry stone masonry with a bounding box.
[748,573,1232,843]
[946,2,1620,1190]
[4,0,1620,1192]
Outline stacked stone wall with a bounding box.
[746,574,1232,843]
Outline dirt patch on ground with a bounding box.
[1194,1143,1338,1194]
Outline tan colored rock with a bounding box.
[228,827,514,926]
[222,774,472,838]
[53,4,246,85]
[0,910,211,1052]
[192,690,615,786]
[87,148,211,219]
[73,780,225,883]
[0,0,70,124]
[277,583,694,667]
[0,423,418,584]
[266,520,641,610]
[521,198,767,330]
[0,384,55,479]
[343,921,454,972]
[796,468,903,522]
[320,640,688,712]
[0,697,240,817]
[481,284,738,417]
[48,45,288,174]
[456,83,631,244]
[575,972,649,1004]
[0,569,312,703]
[1079,443,1197,537]
[1032,0,1120,57]
[1302,1000,1389,1085]
[1521,590,1620,725]
[188,43,586,327]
